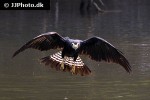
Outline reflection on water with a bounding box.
[0,0,150,100]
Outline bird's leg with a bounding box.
[71,62,76,74]
[60,51,65,70]
[60,61,64,70]
[71,56,78,74]
[60,57,65,70]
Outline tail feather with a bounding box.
[74,66,91,76]
[40,51,91,76]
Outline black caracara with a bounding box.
[12,32,131,76]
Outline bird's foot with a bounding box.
[71,65,76,74]
[60,62,64,70]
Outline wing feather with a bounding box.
[78,37,131,73]
[12,32,65,57]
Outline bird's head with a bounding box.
[71,42,80,50]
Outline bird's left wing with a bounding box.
[12,32,65,57]
[77,37,131,73]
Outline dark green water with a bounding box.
[0,0,150,100]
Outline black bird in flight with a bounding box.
[12,32,131,76]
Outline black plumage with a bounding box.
[12,32,131,75]
[12,32,65,57]
[78,37,131,72]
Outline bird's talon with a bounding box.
[71,65,76,74]
[60,62,64,70]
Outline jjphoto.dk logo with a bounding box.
[4,2,43,8]
[0,0,50,10]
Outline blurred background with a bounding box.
[0,0,150,100]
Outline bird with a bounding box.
[12,32,131,76]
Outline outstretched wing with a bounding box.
[78,37,131,73]
[12,32,65,57]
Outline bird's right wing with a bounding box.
[12,32,65,57]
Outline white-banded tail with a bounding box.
[40,51,91,76]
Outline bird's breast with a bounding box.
[63,47,77,57]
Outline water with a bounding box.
[0,0,150,100]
